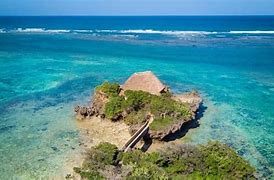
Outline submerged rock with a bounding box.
[51,146,59,152]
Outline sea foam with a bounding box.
[73,30,94,33]
[96,29,218,36]
[95,29,274,36]
[14,28,70,33]
[229,30,274,34]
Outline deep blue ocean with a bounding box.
[0,16,273,179]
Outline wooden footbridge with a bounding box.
[121,120,151,152]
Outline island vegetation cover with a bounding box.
[97,82,191,132]
[73,72,256,179]
[73,142,255,179]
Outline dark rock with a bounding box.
[38,127,47,132]
[79,106,87,115]
[51,146,59,152]
[74,105,80,113]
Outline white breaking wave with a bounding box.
[121,30,217,35]
[97,30,119,33]
[16,28,45,33]
[13,28,70,33]
[96,29,274,36]
[0,29,5,33]
[73,30,94,33]
[96,29,218,36]
[45,29,71,33]
[229,30,274,34]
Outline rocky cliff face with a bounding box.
[149,119,191,140]
[74,90,110,120]
[148,91,202,140]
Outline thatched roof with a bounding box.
[121,71,166,95]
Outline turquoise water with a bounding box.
[0,16,274,178]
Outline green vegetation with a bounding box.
[149,95,191,131]
[87,142,119,166]
[124,90,152,110]
[121,149,144,165]
[105,96,125,119]
[95,82,191,131]
[73,142,119,179]
[73,167,105,180]
[158,142,256,179]
[95,82,120,97]
[149,116,174,131]
[74,142,256,180]
[200,142,256,179]
[123,108,149,125]
[150,95,190,118]
[104,90,152,121]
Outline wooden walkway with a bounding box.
[121,121,150,152]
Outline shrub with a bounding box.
[149,116,174,131]
[149,95,191,131]
[173,102,191,118]
[150,96,175,116]
[91,142,119,166]
[95,82,120,97]
[123,150,168,179]
[129,163,168,180]
[159,142,256,179]
[124,108,149,125]
[124,90,152,109]
[122,150,144,165]
[151,96,190,117]
[74,143,119,179]
[142,152,165,166]
[199,142,256,179]
[104,96,125,119]
[73,167,105,180]
[82,142,119,171]
[163,159,187,174]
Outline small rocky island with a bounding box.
[72,71,256,179]
[75,71,202,142]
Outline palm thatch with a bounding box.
[121,71,167,95]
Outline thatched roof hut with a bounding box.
[121,71,167,95]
